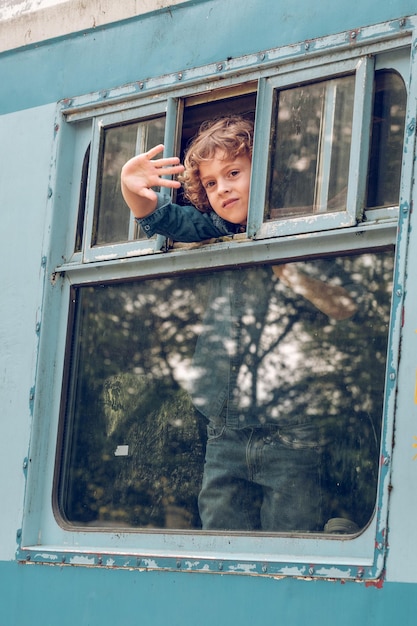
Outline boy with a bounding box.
[121,116,252,242]
[121,116,356,532]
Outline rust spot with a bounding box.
[349,29,360,43]
[365,577,384,589]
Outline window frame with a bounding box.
[64,32,410,265]
[249,57,374,238]
[18,18,417,580]
[83,100,170,263]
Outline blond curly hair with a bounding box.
[180,116,253,212]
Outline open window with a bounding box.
[73,60,406,263]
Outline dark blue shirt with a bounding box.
[136,193,244,242]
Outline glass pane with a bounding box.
[266,75,355,220]
[57,250,394,533]
[93,117,165,246]
[366,70,406,209]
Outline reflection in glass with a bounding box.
[267,76,355,219]
[57,250,394,533]
[93,117,165,246]
[366,70,407,209]
[266,75,355,219]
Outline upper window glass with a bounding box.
[92,116,165,247]
[366,70,407,209]
[266,75,355,220]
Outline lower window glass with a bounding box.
[56,249,394,534]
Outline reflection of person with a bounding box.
[121,116,356,532]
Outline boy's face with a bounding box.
[199,150,251,225]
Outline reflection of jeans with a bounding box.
[199,421,324,532]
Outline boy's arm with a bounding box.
[137,196,236,243]
[121,144,185,218]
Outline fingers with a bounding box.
[145,144,165,159]
[121,145,184,200]
[145,144,184,170]
[159,178,182,190]
[153,165,185,179]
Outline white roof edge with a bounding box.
[0,0,189,54]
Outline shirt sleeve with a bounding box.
[136,194,234,243]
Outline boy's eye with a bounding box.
[205,181,215,189]
[230,170,239,177]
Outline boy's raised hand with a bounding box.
[121,144,185,218]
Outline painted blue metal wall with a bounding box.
[0,561,416,625]
[2,1,417,624]
[1,0,417,114]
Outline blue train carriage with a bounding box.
[1,0,417,623]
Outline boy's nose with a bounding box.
[217,178,230,194]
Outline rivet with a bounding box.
[218,561,223,571]
[177,72,183,80]
[41,256,47,267]
[259,53,265,61]
[309,566,314,575]
[350,31,357,39]
[62,556,66,564]
[262,563,268,573]
[97,557,102,565]
[176,560,181,569]
[389,371,396,381]
[383,455,390,466]
[16,529,22,539]
[357,567,364,578]
[139,82,144,90]
[396,288,402,297]
[35,322,41,333]
[399,18,406,28]
[217,63,223,71]
[408,122,415,132]
[304,42,310,50]
[22,458,28,469]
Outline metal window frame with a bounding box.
[61,24,412,264]
[248,56,374,238]
[82,100,169,263]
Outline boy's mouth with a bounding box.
[222,198,238,208]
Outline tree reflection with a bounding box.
[59,249,393,532]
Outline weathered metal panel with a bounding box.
[1,0,417,113]
[1,560,417,626]
[2,1,417,623]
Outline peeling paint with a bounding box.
[69,555,95,565]
[141,558,160,569]
[33,552,59,562]
[227,563,257,573]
